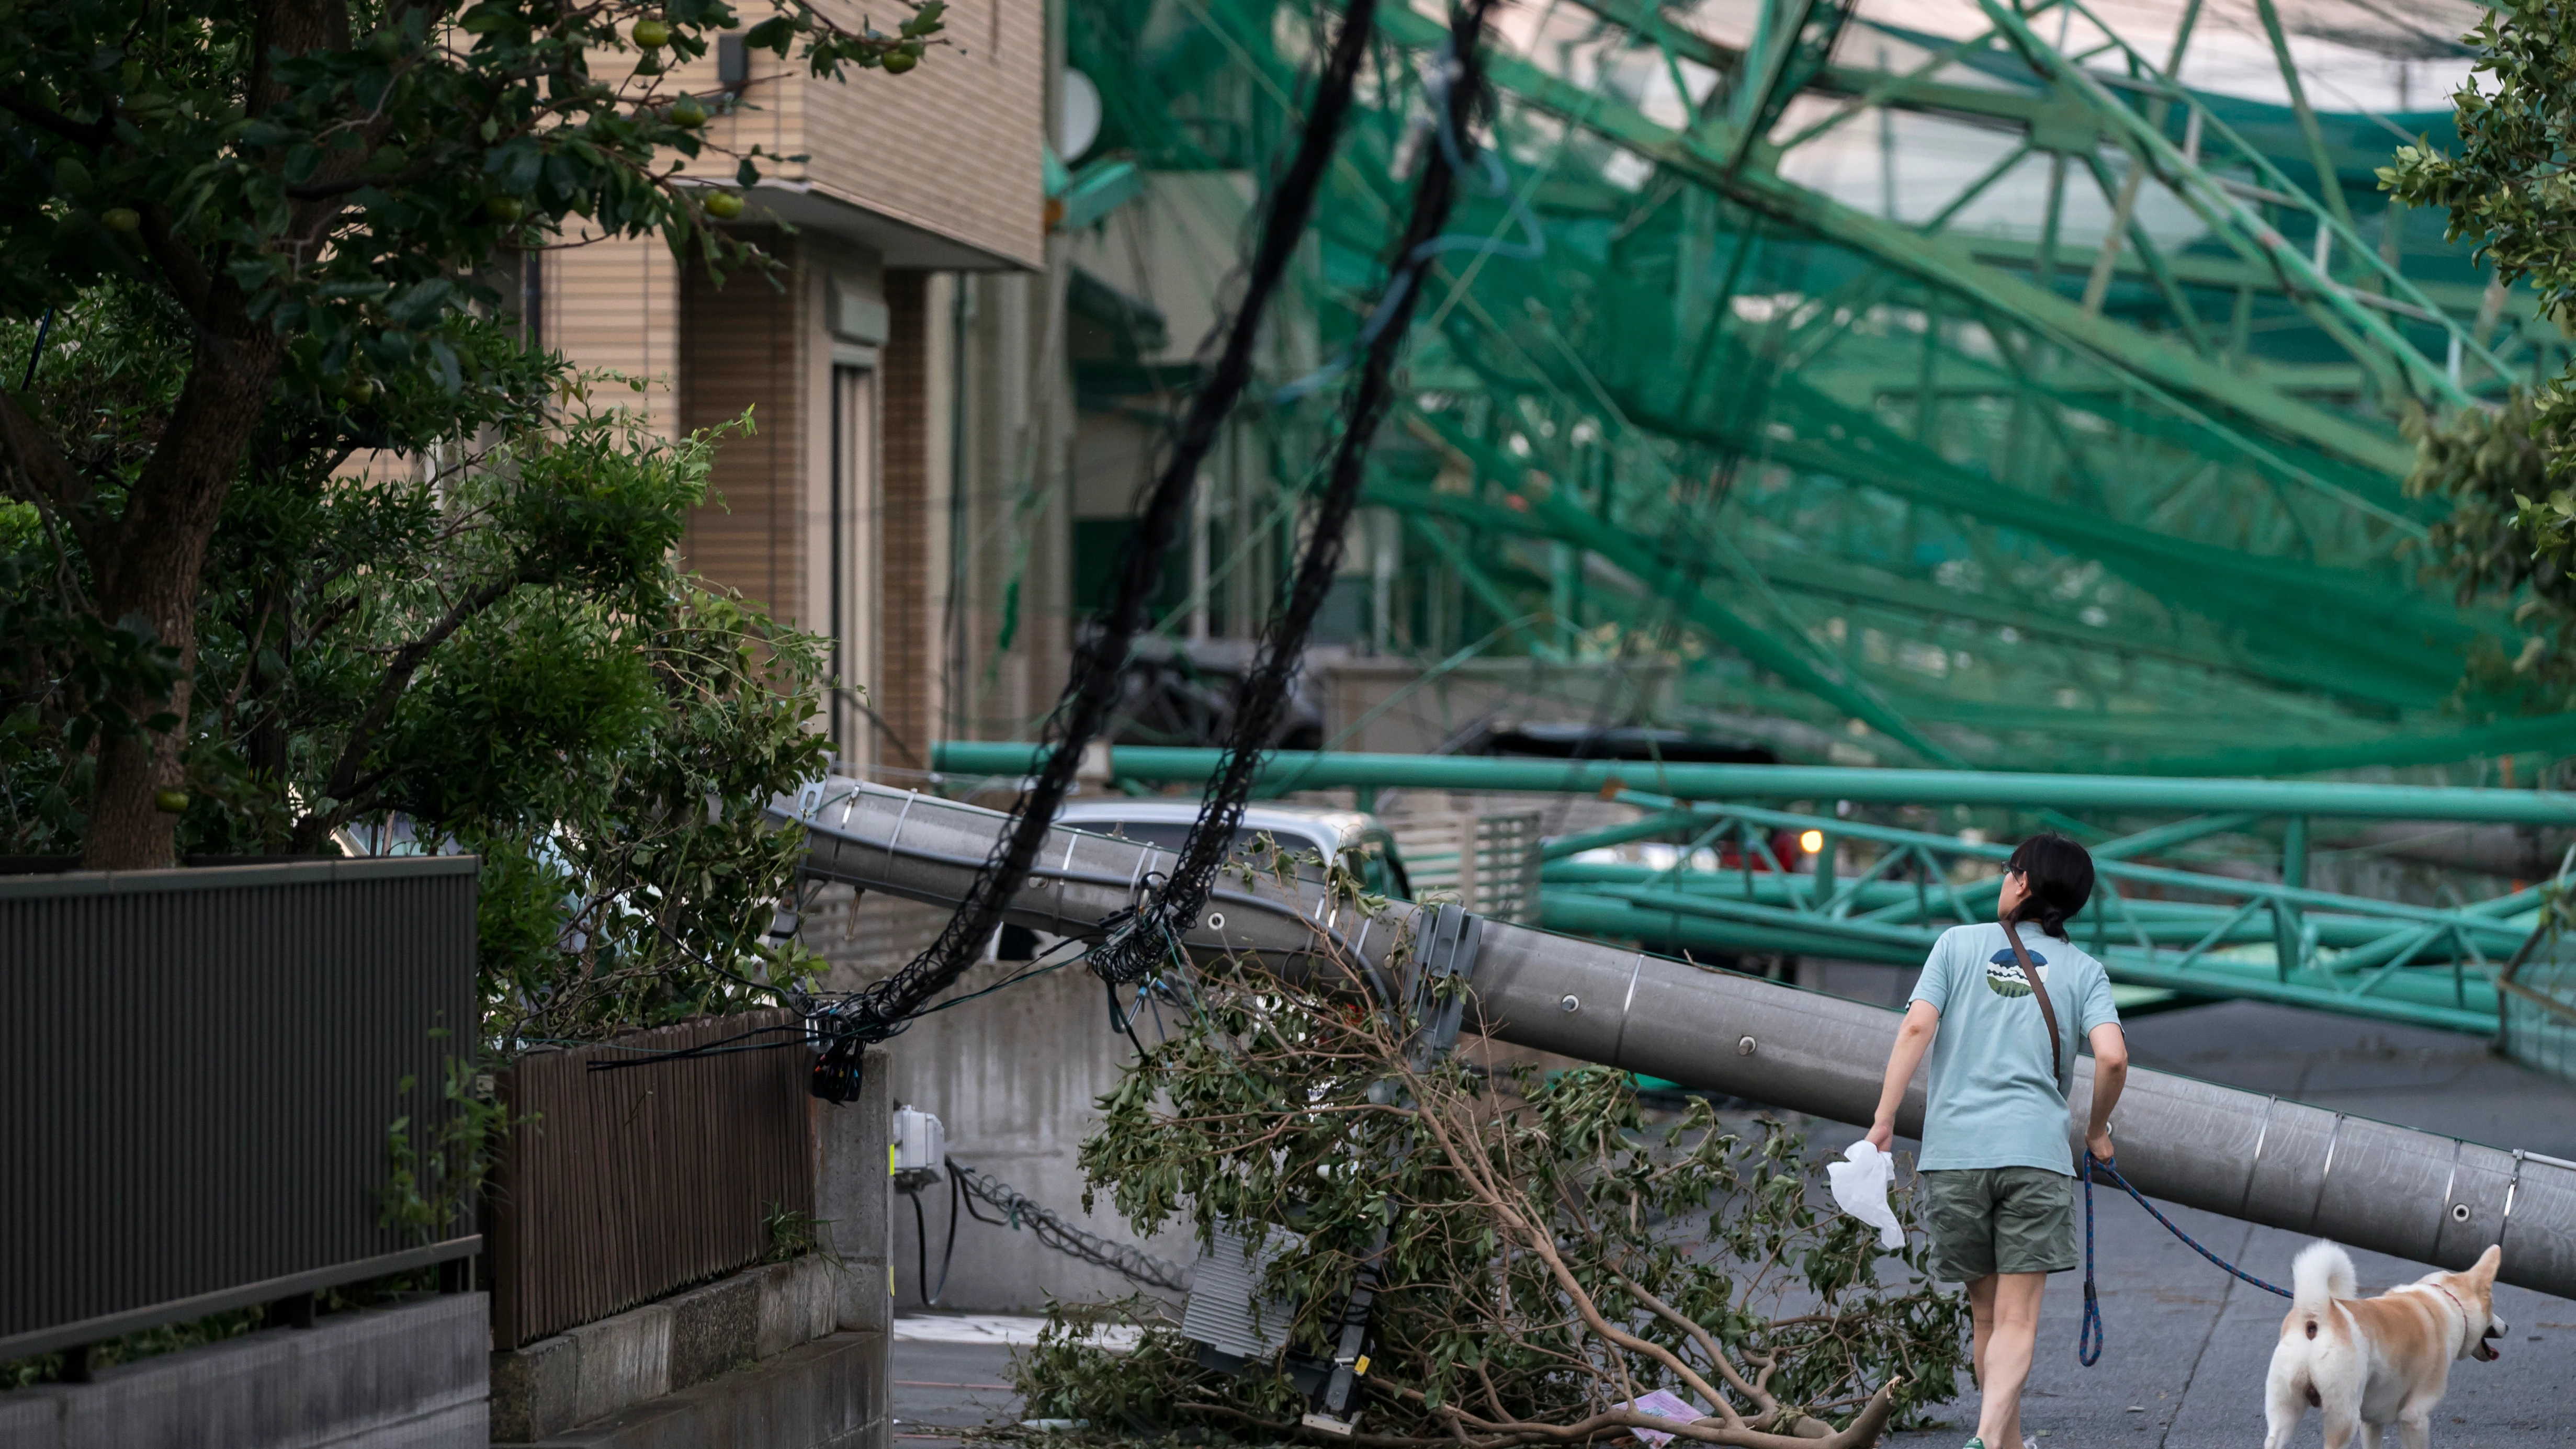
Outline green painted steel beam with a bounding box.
[931,742,2576,823]
[1975,0,2504,400]
[1395,400,2480,698]
[1538,892,2499,1034]
[1953,235,2530,324]
[2123,715,2576,778]
[1537,866,2521,955]
[1389,420,1959,761]
[1567,882,2511,987]
[1409,300,2462,641]
[1372,3,2422,479]
[1568,0,2454,190]
[1520,474,1956,762]
[1371,480,2455,710]
[1540,791,2543,938]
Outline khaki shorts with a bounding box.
[1920,1167,2077,1282]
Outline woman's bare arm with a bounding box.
[1864,999,1940,1152]
[2085,1021,2128,1161]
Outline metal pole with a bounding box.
[779,782,2576,1299]
[932,742,2576,825]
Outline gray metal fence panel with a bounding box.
[2504,925,2576,1086]
[0,858,479,1360]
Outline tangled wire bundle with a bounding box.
[954,1160,1194,1295]
[1089,0,1506,990]
[798,0,1394,1098]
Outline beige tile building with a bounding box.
[540,3,1070,769]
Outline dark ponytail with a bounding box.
[2005,832,2094,941]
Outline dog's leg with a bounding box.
[2264,1360,2309,1449]
[2321,1406,2364,1449]
[2394,1407,2433,1449]
[2360,1422,2384,1449]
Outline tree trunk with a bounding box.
[81,323,283,870]
[81,0,346,869]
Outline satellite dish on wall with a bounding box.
[1060,69,1102,162]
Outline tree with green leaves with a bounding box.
[0,0,939,872]
[2382,10,2576,720]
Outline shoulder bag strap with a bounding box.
[2001,919,2068,1094]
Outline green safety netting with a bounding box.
[1057,0,2563,777]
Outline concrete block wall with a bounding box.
[490,1256,841,1444]
[0,1293,486,1449]
[505,1331,884,1449]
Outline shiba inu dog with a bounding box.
[2263,1240,2506,1449]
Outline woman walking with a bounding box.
[1864,832,2130,1449]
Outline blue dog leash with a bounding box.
[2080,1151,2293,1366]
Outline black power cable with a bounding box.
[952,1160,1193,1294]
[806,0,1387,1101]
[1091,0,1505,988]
[907,1170,963,1306]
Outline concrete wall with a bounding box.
[866,960,1193,1314]
[817,1045,896,1341]
[489,1257,841,1444]
[506,1331,885,1449]
[0,1293,485,1449]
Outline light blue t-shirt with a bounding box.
[1910,922,2120,1176]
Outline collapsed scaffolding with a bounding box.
[1053,0,2556,777]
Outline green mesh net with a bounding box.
[1057,0,2547,775]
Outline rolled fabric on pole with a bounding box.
[775,779,2576,1299]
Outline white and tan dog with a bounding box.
[2263,1240,2506,1449]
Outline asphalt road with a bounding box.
[892,995,2576,1446]
[890,1334,1023,1445]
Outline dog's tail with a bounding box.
[2293,1239,2357,1312]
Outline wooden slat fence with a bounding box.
[488,1010,815,1349]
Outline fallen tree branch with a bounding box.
[1013,943,1969,1444]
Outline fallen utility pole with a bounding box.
[935,743,2556,1036]
[777,780,2576,1301]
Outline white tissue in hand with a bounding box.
[1826,1140,1904,1250]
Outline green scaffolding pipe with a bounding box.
[932,742,2576,824]
[1553,792,2544,937]
[1537,893,2499,1034]
[1566,882,2501,1005]
[1534,864,2515,954]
